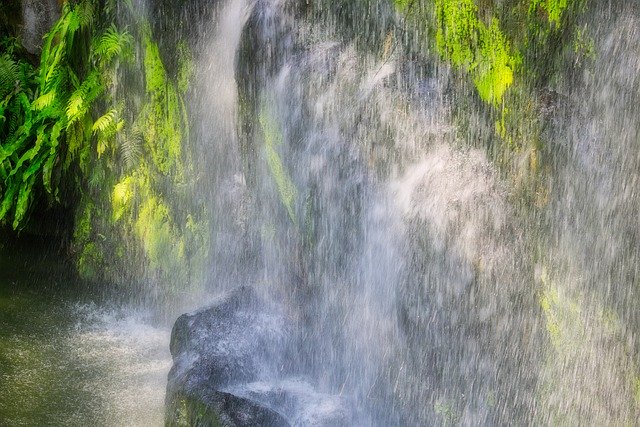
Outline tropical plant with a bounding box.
[0,0,132,230]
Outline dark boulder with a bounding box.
[166,286,290,426]
[21,0,60,55]
[165,285,356,426]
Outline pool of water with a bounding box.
[0,233,171,426]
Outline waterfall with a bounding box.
[175,0,640,424]
[2,0,640,425]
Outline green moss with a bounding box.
[433,0,516,105]
[435,0,478,70]
[140,37,185,176]
[135,194,173,264]
[434,399,460,425]
[73,201,95,246]
[530,0,570,25]
[473,19,516,105]
[111,175,135,222]
[572,25,595,63]
[259,103,297,223]
[393,0,413,12]
[143,36,167,97]
[537,267,586,351]
[77,242,103,280]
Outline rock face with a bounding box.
[166,286,290,426]
[165,286,355,426]
[21,0,60,55]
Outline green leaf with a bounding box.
[0,180,18,222]
[93,25,134,64]
[92,108,117,134]
[0,54,19,99]
[10,125,48,176]
[23,151,47,182]
[13,173,36,229]
[33,90,56,111]
[42,153,57,195]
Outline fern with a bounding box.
[0,54,19,99]
[92,108,118,134]
[93,108,124,158]
[32,91,56,111]
[67,71,103,125]
[0,0,129,229]
[75,0,95,29]
[120,129,143,169]
[93,24,134,64]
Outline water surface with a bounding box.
[0,234,171,426]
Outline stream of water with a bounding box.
[2,0,640,425]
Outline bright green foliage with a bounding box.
[135,193,186,269]
[393,0,413,12]
[0,0,133,229]
[434,0,478,70]
[259,103,298,223]
[140,36,184,175]
[144,36,167,96]
[0,54,19,100]
[474,20,516,104]
[93,24,135,65]
[93,107,124,158]
[530,0,570,25]
[433,0,516,105]
[71,17,206,289]
[111,174,135,222]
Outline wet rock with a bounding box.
[21,0,60,55]
[166,286,289,425]
[165,285,355,426]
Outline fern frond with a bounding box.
[42,153,57,195]
[63,8,81,37]
[67,66,80,90]
[13,173,36,229]
[64,120,83,170]
[42,46,68,93]
[75,0,95,29]
[87,162,105,190]
[0,55,19,99]
[49,120,63,152]
[92,108,117,134]
[0,178,19,222]
[33,91,56,111]
[0,159,8,181]
[66,71,103,126]
[96,113,124,159]
[10,125,48,175]
[93,25,134,64]
[22,150,48,182]
[120,130,143,169]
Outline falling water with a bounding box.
[3,0,640,425]
[178,0,640,424]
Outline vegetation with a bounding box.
[259,101,298,224]
[0,0,206,291]
[70,9,206,287]
[0,1,130,230]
